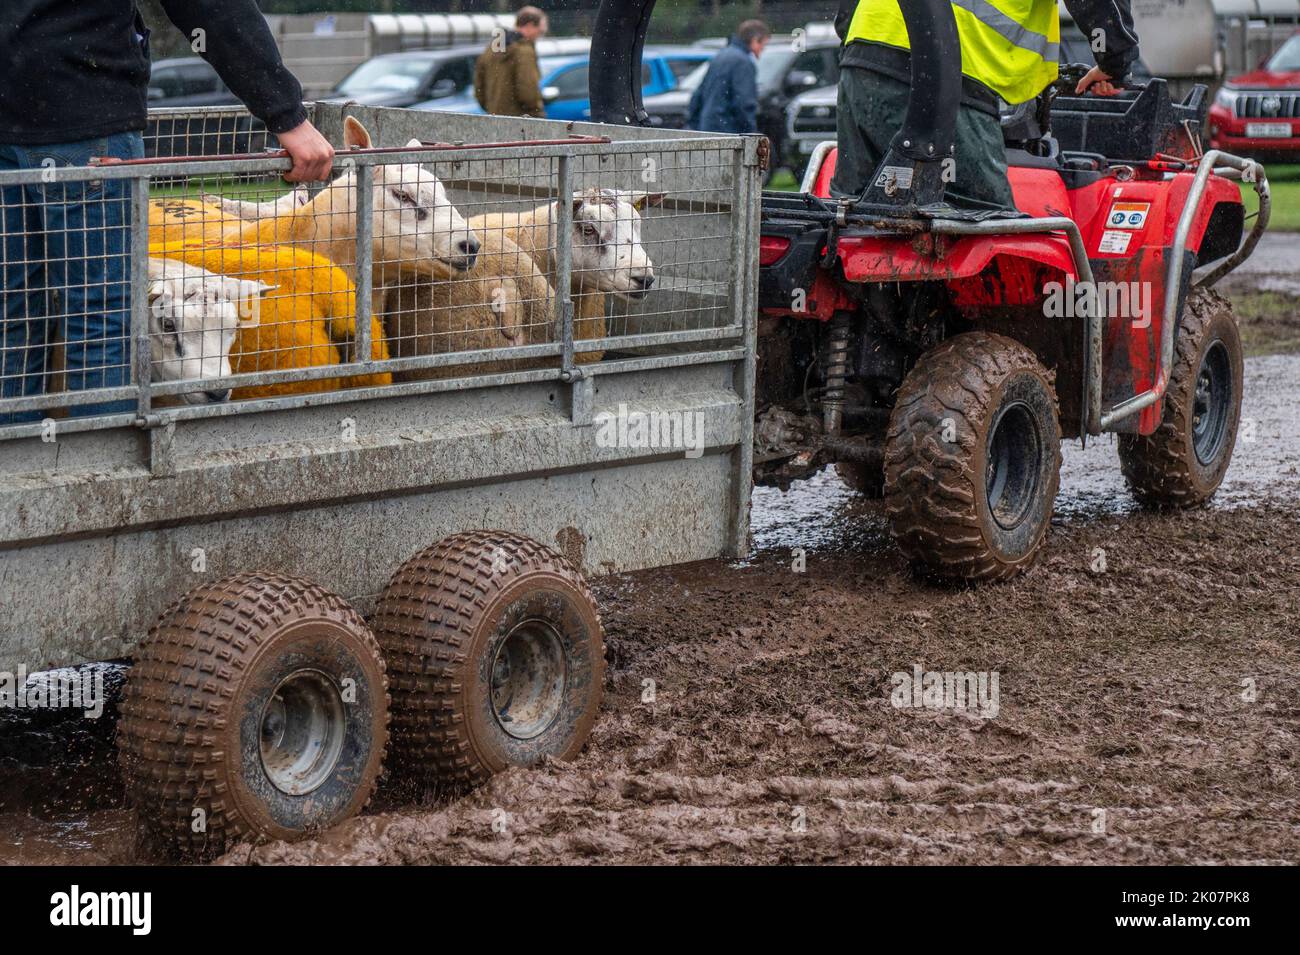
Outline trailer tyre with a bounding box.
[885,332,1061,582]
[374,531,604,787]
[1118,288,1243,508]
[118,573,389,859]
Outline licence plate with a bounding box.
[1246,122,1292,138]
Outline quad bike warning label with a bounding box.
[1098,230,1133,254]
[1106,201,1150,230]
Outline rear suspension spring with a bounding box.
[822,311,852,436]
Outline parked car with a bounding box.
[325,46,482,108]
[145,58,258,158]
[784,22,1152,176]
[1209,32,1300,161]
[642,33,843,171]
[147,57,239,109]
[413,40,707,119]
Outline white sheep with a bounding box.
[469,188,662,362]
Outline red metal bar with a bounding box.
[89,135,613,167]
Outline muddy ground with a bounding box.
[2,241,1298,865]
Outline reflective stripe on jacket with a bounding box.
[844,0,1059,105]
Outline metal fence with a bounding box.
[0,104,756,443]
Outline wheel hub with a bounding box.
[490,619,566,740]
[259,669,347,796]
[1192,340,1232,466]
[985,400,1043,531]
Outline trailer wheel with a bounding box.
[118,573,388,859]
[373,531,604,787]
[1119,288,1243,507]
[884,332,1061,582]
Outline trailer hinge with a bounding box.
[745,135,771,171]
[562,368,594,427]
[136,413,177,478]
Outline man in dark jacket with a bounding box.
[0,0,332,421]
[688,19,771,135]
[830,0,1140,210]
[475,6,548,118]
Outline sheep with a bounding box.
[468,188,662,363]
[145,256,270,405]
[148,241,391,400]
[47,257,269,410]
[148,117,481,314]
[183,120,551,381]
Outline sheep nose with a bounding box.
[634,274,655,290]
[204,389,231,403]
[457,236,480,268]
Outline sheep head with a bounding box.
[146,257,271,405]
[568,188,662,302]
[340,117,480,279]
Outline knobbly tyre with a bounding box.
[0,97,762,857]
[745,1,1269,581]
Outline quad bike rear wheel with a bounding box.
[118,573,389,859]
[1119,288,1243,507]
[884,332,1061,582]
[373,530,604,788]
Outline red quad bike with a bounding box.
[589,0,1270,583]
[750,2,1271,582]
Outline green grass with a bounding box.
[148,176,290,202]
[1242,163,1300,232]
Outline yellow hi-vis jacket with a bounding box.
[844,0,1060,105]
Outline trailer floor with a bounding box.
[3,289,1299,866]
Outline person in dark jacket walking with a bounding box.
[688,19,771,135]
[0,0,332,422]
[475,6,548,118]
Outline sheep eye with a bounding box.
[580,223,600,240]
[392,189,415,206]
[161,317,177,334]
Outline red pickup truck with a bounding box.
[1209,32,1300,161]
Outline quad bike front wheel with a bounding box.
[1119,287,1244,507]
[373,530,604,788]
[118,573,390,859]
[885,332,1062,582]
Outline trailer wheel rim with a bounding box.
[259,669,348,796]
[490,618,567,741]
[1193,340,1232,467]
[985,400,1043,531]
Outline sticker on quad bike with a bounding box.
[1106,201,1151,230]
[1098,230,1133,255]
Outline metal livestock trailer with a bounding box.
[0,103,763,856]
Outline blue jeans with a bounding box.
[0,131,144,422]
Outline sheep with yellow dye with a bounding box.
[148,241,390,400]
[197,181,555,381]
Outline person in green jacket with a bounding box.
[475,6,548,118]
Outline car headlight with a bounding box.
[1214,87,1240,110]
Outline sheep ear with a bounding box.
[572,196,586,217]
[631,192,665,210]
[344,116,372,150]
